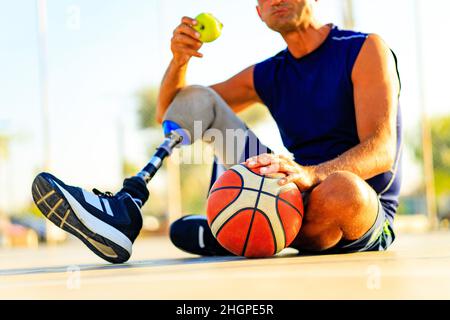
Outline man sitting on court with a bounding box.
[32,0,402,262]
[164,0,402,256]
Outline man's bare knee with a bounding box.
[311,171,373,214]
[307,171,378,240]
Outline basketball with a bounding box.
[206,164,304,258]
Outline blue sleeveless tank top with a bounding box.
[253,25,402,224]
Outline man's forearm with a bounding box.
[312,134,397,184]
[156,60,188,123]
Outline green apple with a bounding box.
[193,13,223,43]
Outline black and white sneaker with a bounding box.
[170,215,233,257]
[31,173,146,264]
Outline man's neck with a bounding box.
[282,21,332,59]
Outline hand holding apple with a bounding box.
[193,13,223,43]
[171,16,204,66]
[170,14,223,67]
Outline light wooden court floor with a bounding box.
[0,232,449,299]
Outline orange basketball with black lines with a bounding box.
[206,164,304,258]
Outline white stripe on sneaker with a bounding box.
[53,181,132,255]
[102,198,114,217]
[198,225,205,249]
[82,189,103,211]
[183,215,207,221]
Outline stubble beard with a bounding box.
[266,10,309,34]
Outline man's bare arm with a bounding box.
[156,16,203,124]
[312,34,400,183]
[156,61,189,124]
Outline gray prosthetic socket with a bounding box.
[163,85,260,168]
[163,85,246,139]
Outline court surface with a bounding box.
[0,232,449,299]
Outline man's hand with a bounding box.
[245,154,320,192]
[171,16,204,67]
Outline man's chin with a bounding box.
[265,16,299,33]
[268,23,298,34]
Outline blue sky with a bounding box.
[0,0,449,211]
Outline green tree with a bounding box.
[412,116,450,196]
[137,88,159,129]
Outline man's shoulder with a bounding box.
[330,25,369,42]
[330,27,391,49]
[328,26,376,65]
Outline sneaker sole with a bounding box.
[32,174,131,264]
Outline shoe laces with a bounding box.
[92,188,114,198]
